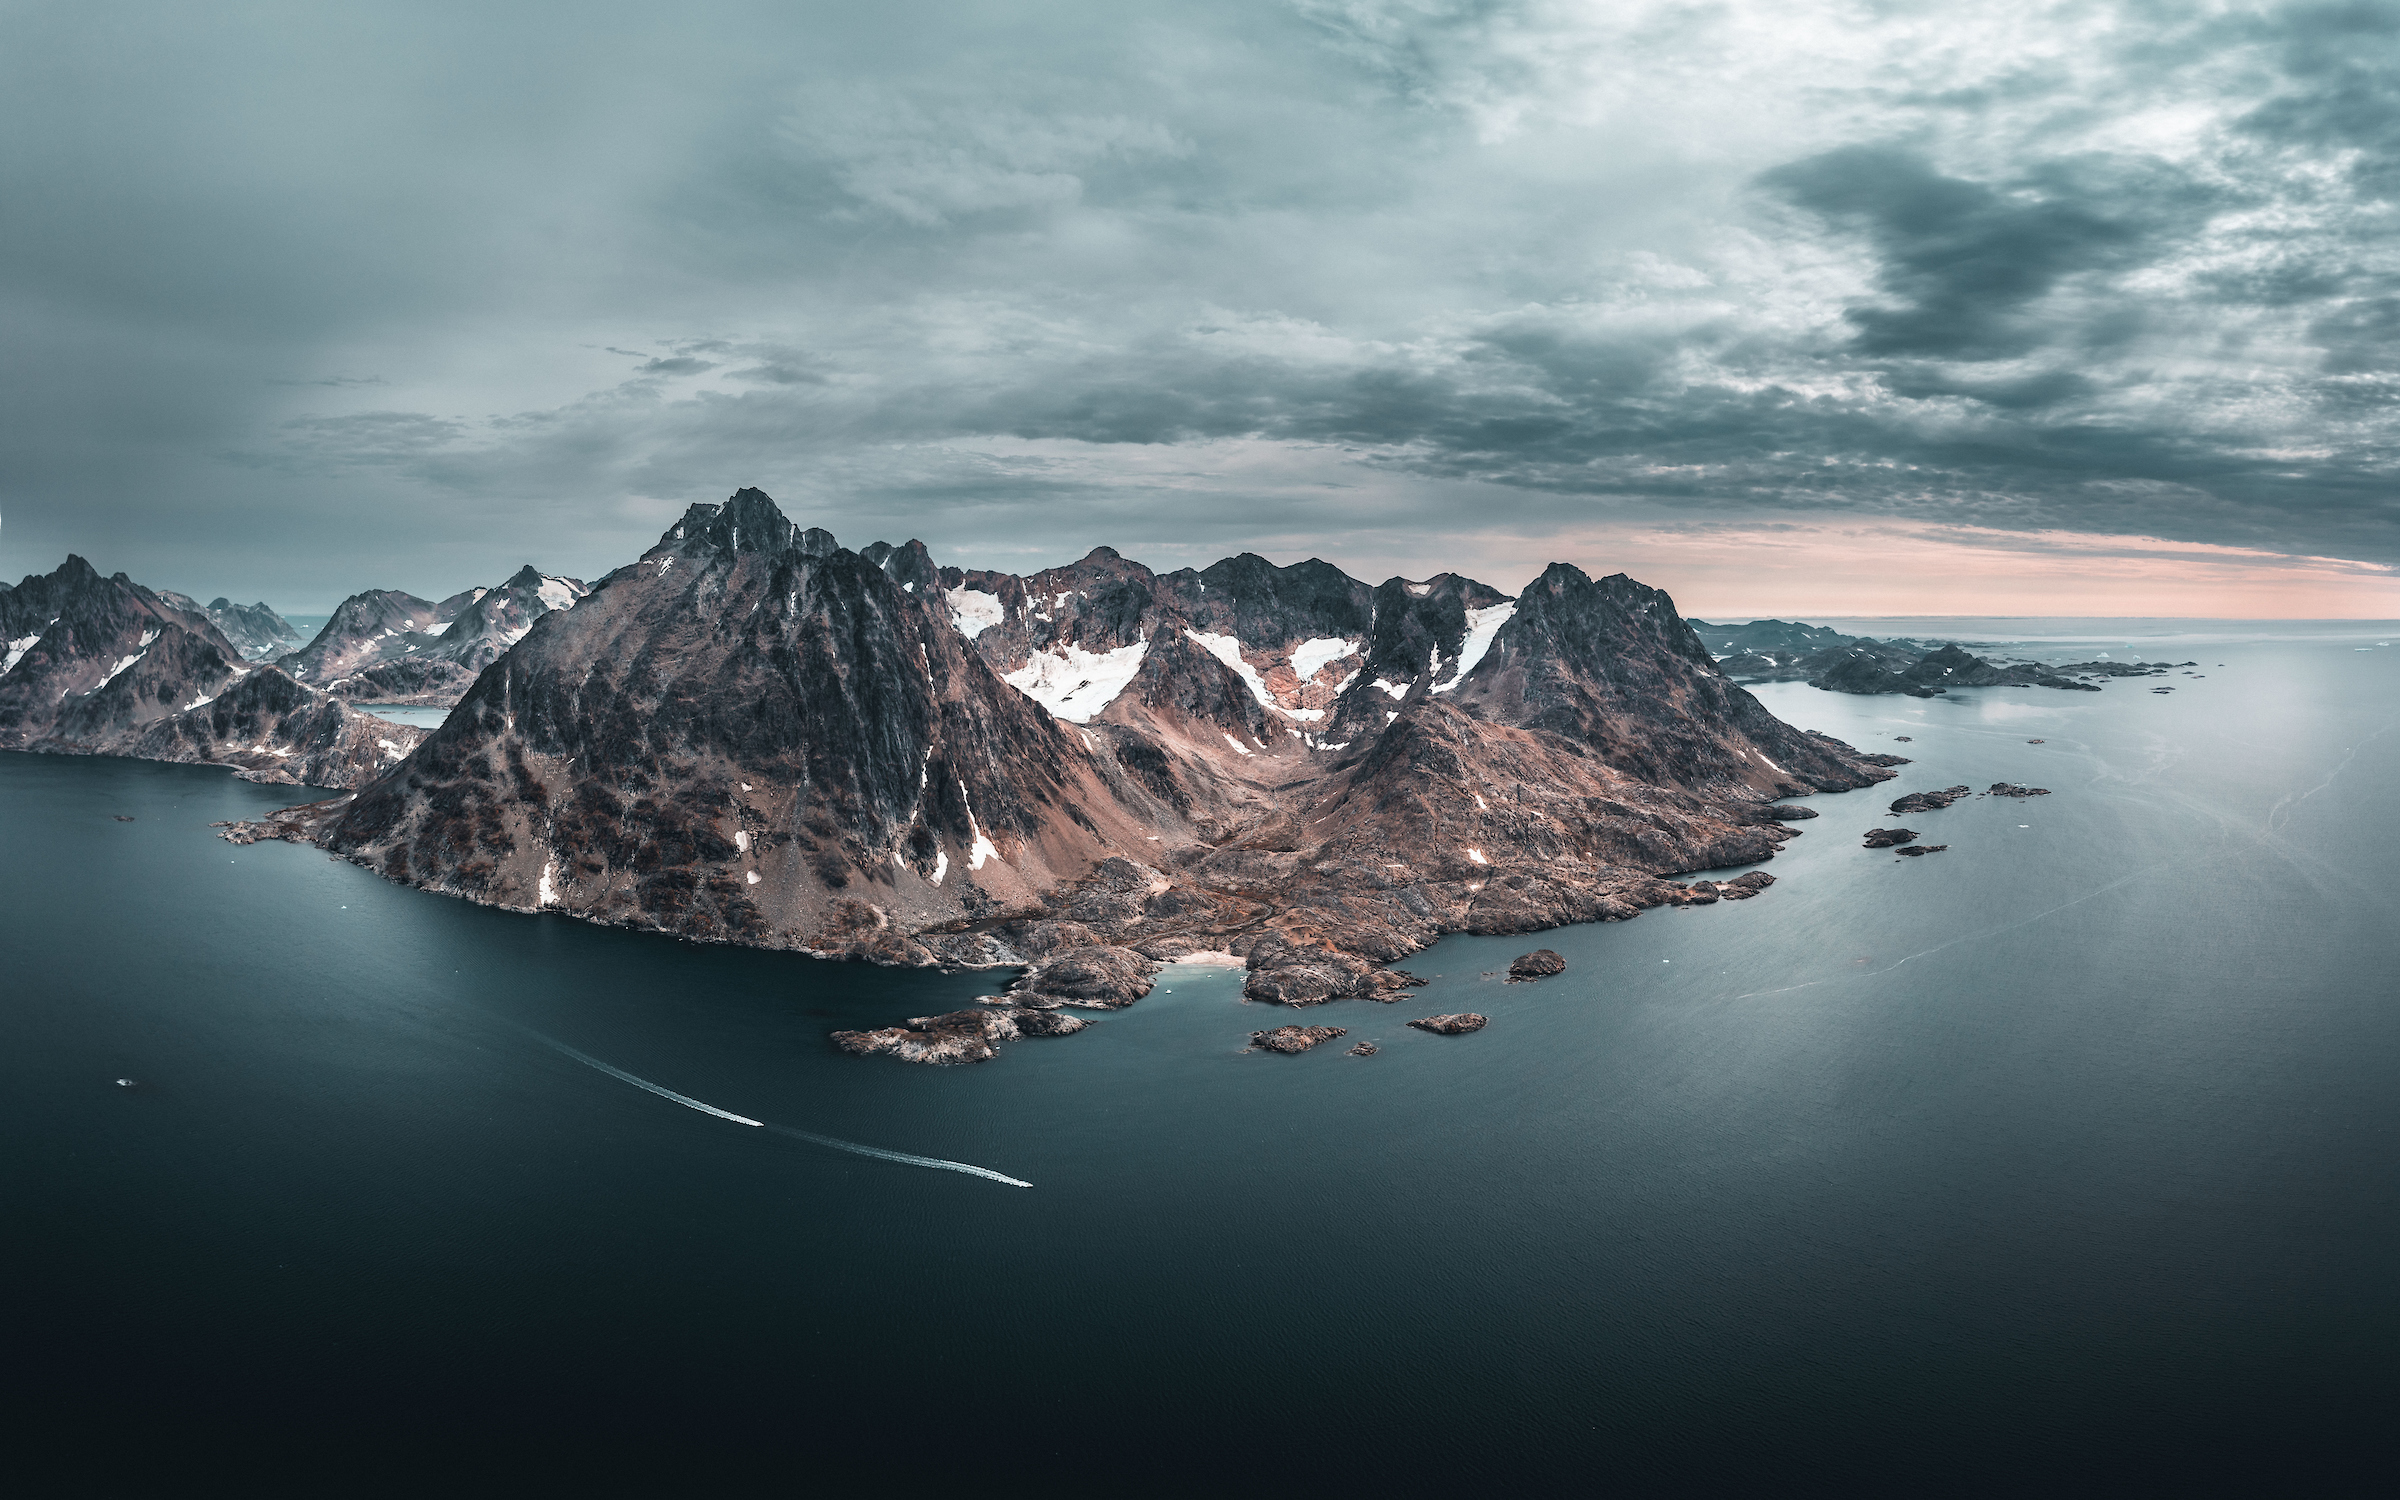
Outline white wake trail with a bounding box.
[760,1123,1033,1189]
[527,1031,1032,1188]
[540,1035,767,1126]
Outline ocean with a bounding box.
[4,624,2395,1493]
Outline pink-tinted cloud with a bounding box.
[1500,521,2400,619]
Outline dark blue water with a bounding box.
[6,633,2397,1493]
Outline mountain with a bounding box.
[277,588,446,689]
[279,567,588,704]
[1718,638,1922,684]
[1715,635,2176,695]
[266,490,1160,961]
[1686,618,1862,657]
[221,489,1902,1058]
[155,593,305,660]
[1693,615,2180,695]
[1,557,422,786]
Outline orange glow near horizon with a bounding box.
[1521,521,2400,620]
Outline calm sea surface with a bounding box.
[5,626,2397,1493]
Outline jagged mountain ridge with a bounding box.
[221,489,1899,1046]
[279,566,588,705]
[0,556,422,786]
[296,491,1171,958]
[154,593,304,660]
[1686,618,1863,657]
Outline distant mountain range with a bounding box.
[1688,618,2191,695]
[0,557,416,788]
[0,556,587,787]
[278,565,589,704]
[155,594,304,660]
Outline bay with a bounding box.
[4,629,2396,1493]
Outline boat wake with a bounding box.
[527,1030,1032,1188]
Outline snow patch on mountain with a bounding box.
[947,586,1005,639]
[1290,636,1361,681]
[1185,630,1275,709]
[1004,638,1148,722]
[1432,603,1516,693]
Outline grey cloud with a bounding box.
[1760,147,2212,361]
[2239,1,2400,195]
[4,0,2397,608]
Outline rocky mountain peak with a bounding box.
[1503,566,1717,672]
[433,586,488,621]
[861,539,940,593]
[1177,553,1375,642]
[1445,566,1884,797]
[311,510,1169,953]
[270,562,584,707]
[664,488,837,560]
[173,596,304,660]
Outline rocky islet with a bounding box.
[1250,1025,1349,1054]
[1508,949,1567,981]
[1409,1014,1489,1035]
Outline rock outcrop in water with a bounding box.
[1,556,421,786]
[1409,1013,1487,1035]
[208,488,1901,1065]
[1251,1024,1348,1053]
[1864,828,1919,849]
[1890,786,1973,815]
[829,1002,1090,1065]
[1508,949,1566,981]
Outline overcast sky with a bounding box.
[5,0,2398,615]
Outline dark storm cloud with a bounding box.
[3,0,2397,607]
[1759,147,2217,361]
[2240,1,2400,195]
